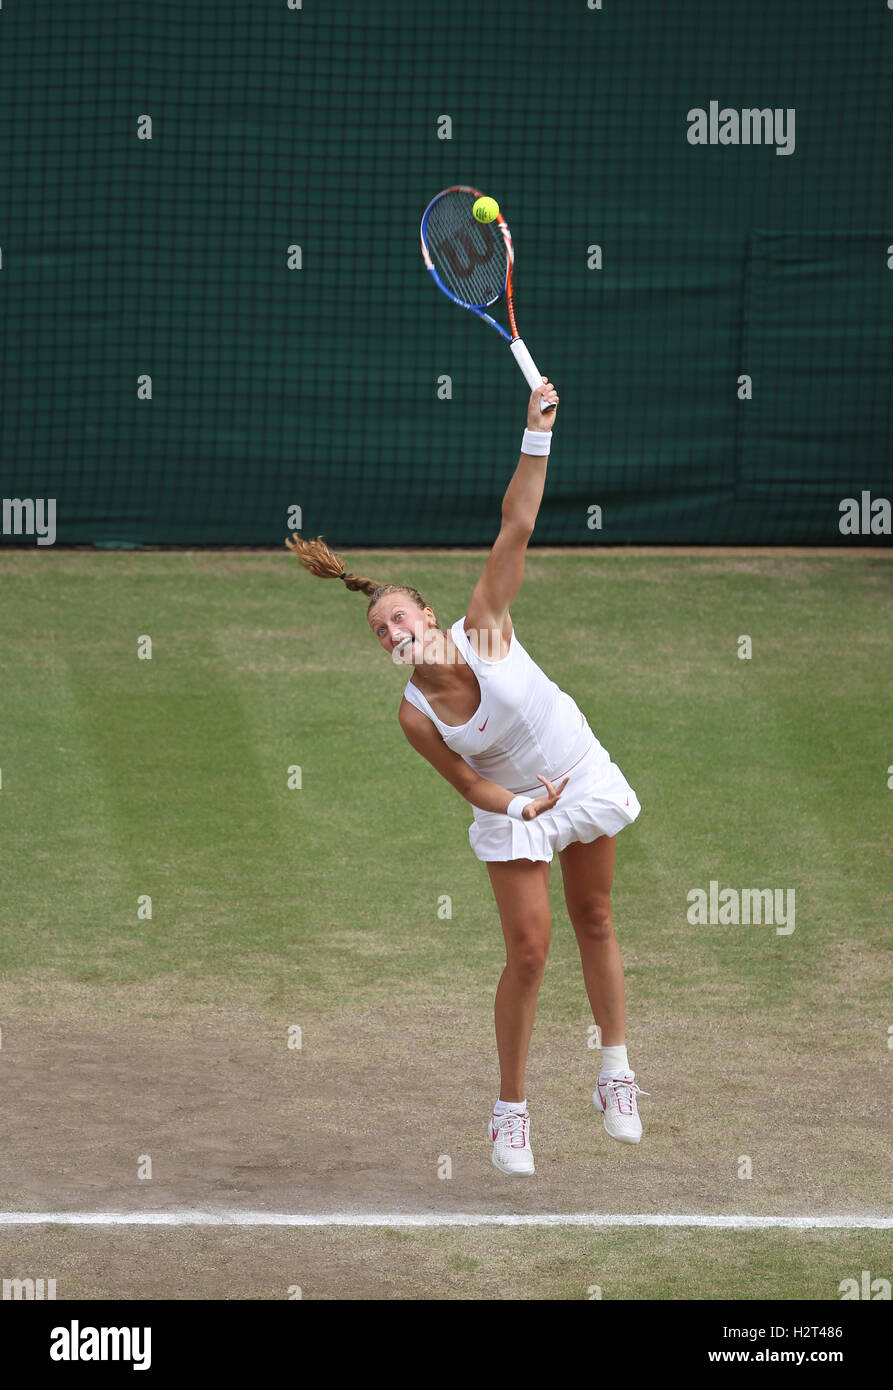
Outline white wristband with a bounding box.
[507,795,534,820]
[521,428,552,457]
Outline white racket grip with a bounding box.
[510,338,554,411]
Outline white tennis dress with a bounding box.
[401,616,641,863]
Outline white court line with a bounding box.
[0,1212,890,1229]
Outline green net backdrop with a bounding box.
[0,0,891,546]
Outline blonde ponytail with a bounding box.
[285,534,382,597]
[285,533,432,619]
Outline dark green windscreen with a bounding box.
[0,0,890,545]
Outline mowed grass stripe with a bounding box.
[0,593,136,973]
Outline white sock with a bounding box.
[599,1044,630,1076]
[493,1097,527,1115]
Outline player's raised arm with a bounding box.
[466,378,559,635]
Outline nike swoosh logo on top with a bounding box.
[478,716,489,731]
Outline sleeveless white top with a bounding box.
[401,616,597,795]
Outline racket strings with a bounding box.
[424,192,507,308]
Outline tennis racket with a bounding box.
[419,185,554,412]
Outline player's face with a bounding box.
[368,594,436,663]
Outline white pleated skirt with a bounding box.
[468,735,641,864]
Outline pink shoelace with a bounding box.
[604,1077,650,1113]
[495,1112,529,1147]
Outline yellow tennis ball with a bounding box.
[472,196,499,224]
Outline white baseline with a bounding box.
[0,1211,889,1230]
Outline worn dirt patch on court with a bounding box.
[1,980,888,1219]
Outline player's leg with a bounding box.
[484,858,551,1174]
[486,858,552,1102]
[558,834,649,1142]
[557,834,623,1042]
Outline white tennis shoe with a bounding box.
[593,1070,650,1144]
[489,1109,535,1175]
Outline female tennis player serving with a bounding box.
[287,379,647,1176]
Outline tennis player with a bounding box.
[287,378,646,1175]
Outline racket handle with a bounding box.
[510,338,555,412]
